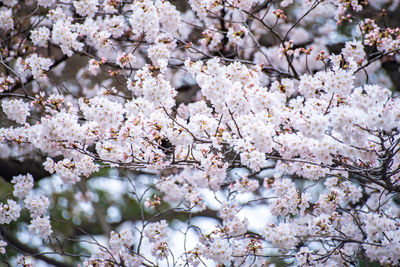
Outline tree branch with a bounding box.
[0,227,75,267]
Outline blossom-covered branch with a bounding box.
[1,0,400,266]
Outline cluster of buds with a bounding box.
[200,29,222,48]
[47,94,64,110]
[101,86,118,96]
[299,46,313,55]
[246,237,263,254]
[337,0,368,24]
[145,195,162,208]
[0,76,15,93]
[273,9,287,19]
[279,40,295,57]
[117,53,134,68]
[32,92,46,107]
[97,57,107,66]
[105,0,120,9]
[315,50,328,61]
[339,0,368,11]
[88,57,106,75]
[338,13,354,24]
[184,41,193,49]
[361,18,400,55]
[108,70,120,76]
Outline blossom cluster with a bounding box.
[1,0,400,266]
[84,229,142,267]
[0,172,52,239]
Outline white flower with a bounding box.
[264,223,299,249]
[0,240,7,254]
[144,220,169,243]
[1,99,30,124]
[24,194,49,218]
[28,216,52,238]
[129,0,159,42]
[0,7,13,31]
[342,40,365,63]
[208,237,232,265]
[109,229,133,253]
[16,54,53,81]
[120,251,142,267]
[30,27,50,47]
[52,19,84,56]
[11,173,34,198]
[73,0,98,18]
[227,26,248,46]
[0,199,21,224]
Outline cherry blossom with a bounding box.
[0,0,400,266]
